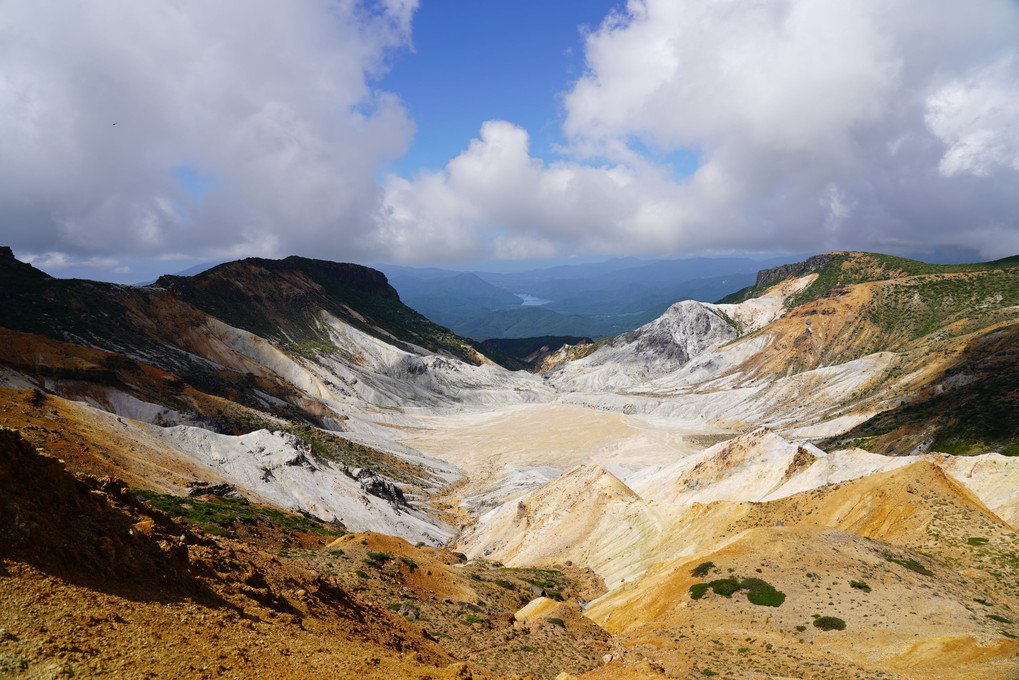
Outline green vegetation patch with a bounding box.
[708,578,743,597]
[986,614,1014,624]
[740,577,787,607]
[968,537,990,546]
[399,556,418,572]
[883,553,934,576]
[813,616,846,631]
[689,577,786,606]
[132,489,344,537]
[364,551,392,566]
[850,580,872,593]
[689,583,710,600]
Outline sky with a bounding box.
[2,0,1019,283]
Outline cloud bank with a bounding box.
[2,0,1019,273]
[1,0,416,269]
[380,0,1019,261]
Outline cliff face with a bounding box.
[754,253,837,288]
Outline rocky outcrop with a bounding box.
[342,465,409,509]
[187,481,246,500]
[545,300,737,390]
[754,253,836,289]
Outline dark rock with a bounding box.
[342,466,409,509]
[754,254,836,289]
[187,482,246,501]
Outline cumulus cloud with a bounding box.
[926,56,1019,178]
[0,0,416,266]
[380,0,1019,261]
[4,1,1019,271]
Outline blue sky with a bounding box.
[379,1,620,177]
[2,0,1019,282]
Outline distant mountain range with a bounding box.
[381,256,795,340]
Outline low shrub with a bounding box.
[689,583,710,600]
[850,580,872,592]
[740,577,786,607]
[691,561,714,578]
[814,616,846,631]
[708,578,742,597]
[968,537,990,546]
[689,577,786,606]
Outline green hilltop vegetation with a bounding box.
[718,251,1019,307]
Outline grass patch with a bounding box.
[364,551,392,567]
[689,583,710,600]
[968,537,990,546]
[986,614,1014,624]
[399,556,418,572]
[884,553,934,576]
[463,614,485,625]
[850,580,872,593]
[133,489,344,537]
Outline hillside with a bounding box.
[5,248,1019,678]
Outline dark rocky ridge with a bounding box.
[754,253,837,289]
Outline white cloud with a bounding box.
[0,0,416,262]
[380,0,1019,261]
[22,252,128,274]
[926,56,1019,177]
[4,1,1019,269]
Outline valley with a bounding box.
[3,248,1019,679]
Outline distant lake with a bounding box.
[516,293,552,306]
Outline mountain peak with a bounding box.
[0,245,52,282]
